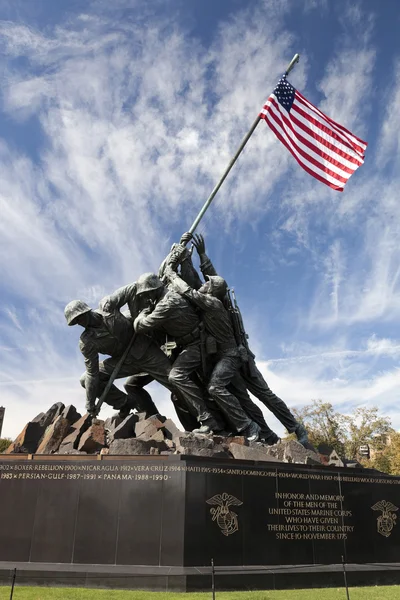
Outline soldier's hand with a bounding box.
[99,296,112,314]
[179,232,193,245]
[86,400,97,417]
[192,234,205,255]
[167,244,188,269]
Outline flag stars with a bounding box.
[274,77,295,111]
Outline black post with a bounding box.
[341,555,350,600]
[9,568,16,600]
[211,558,216,600]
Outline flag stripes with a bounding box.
[260,78,367,191]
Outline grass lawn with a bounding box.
[0,587,399,600]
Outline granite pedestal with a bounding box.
[0,454,399,591]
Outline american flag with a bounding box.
[259,76,367,191]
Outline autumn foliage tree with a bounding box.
[292,401,346,457]
[368,432,400,476]
[292,400,392,462]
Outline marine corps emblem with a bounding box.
[206,493,243,536]
[371,500,399,538]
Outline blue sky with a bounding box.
[1,0,400,439]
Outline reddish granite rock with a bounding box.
[31,412,45,424]
[229,442,282,462]
[215,435,247,446]
[175,433,215,456]
[283,440,322,465]
[59,413,92,452]
[40,403,65,428]
[36,416,71,454]
[104,415,122,432]
[135,415,166,438]
[4,422,43,454]
[61,405,81,425]
[71,413,92,431]
[112,414,138,440]
[78,421,106,453]
[109,438,168,455]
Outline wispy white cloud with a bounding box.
[0,1,300,437]
[255,357,400,436]
[254,333,400,435]
[377,59,400,169]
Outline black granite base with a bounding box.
[1,561,400,591]
[1,454,399,591]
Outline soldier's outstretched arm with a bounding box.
[192,234,218,277]
[163,264,214,313]
[179,252,203,290]
[100,283,137,314]
[134,301,170,334]
[160,233,203,289]
[178,232,203,289]
[158,233,191,281]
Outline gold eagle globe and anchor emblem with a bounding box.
[371,500,399,538]
[206,493,243,536]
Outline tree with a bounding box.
[292,400,346,457]
[357,432,400,475]
[293,400,392,461]
[386,433,400,475]
[370,432,400,476]
[368,449,393,475]
[343,406,392,460]
[0,438,12,453]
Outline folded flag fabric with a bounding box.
[259,76,367,191]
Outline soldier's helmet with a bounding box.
[64,300,91,326]
[136,273,164,295]
[206,275,228,300]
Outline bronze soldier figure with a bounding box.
[160,239,280,444]
[64,298,182,422]
[100,274,204,432]
[160,251,262,441]
[190,233,308,445]
[132,274,229,434]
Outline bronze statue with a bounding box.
[191,233,308,445]
[64,235,307,445]
[162,254,261,441]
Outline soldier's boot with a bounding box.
[124,376,159,418]
[171,393,199,432]
[193,415,222,435]
[241,421,261,442]
[294,423,308,446]
[261,431,281,446]
[118,397,137,420]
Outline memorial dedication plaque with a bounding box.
[182,458,400,566]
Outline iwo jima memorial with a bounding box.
[1,55,399,593]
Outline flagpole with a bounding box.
[93,56,300,419]
[185,53,300,239]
